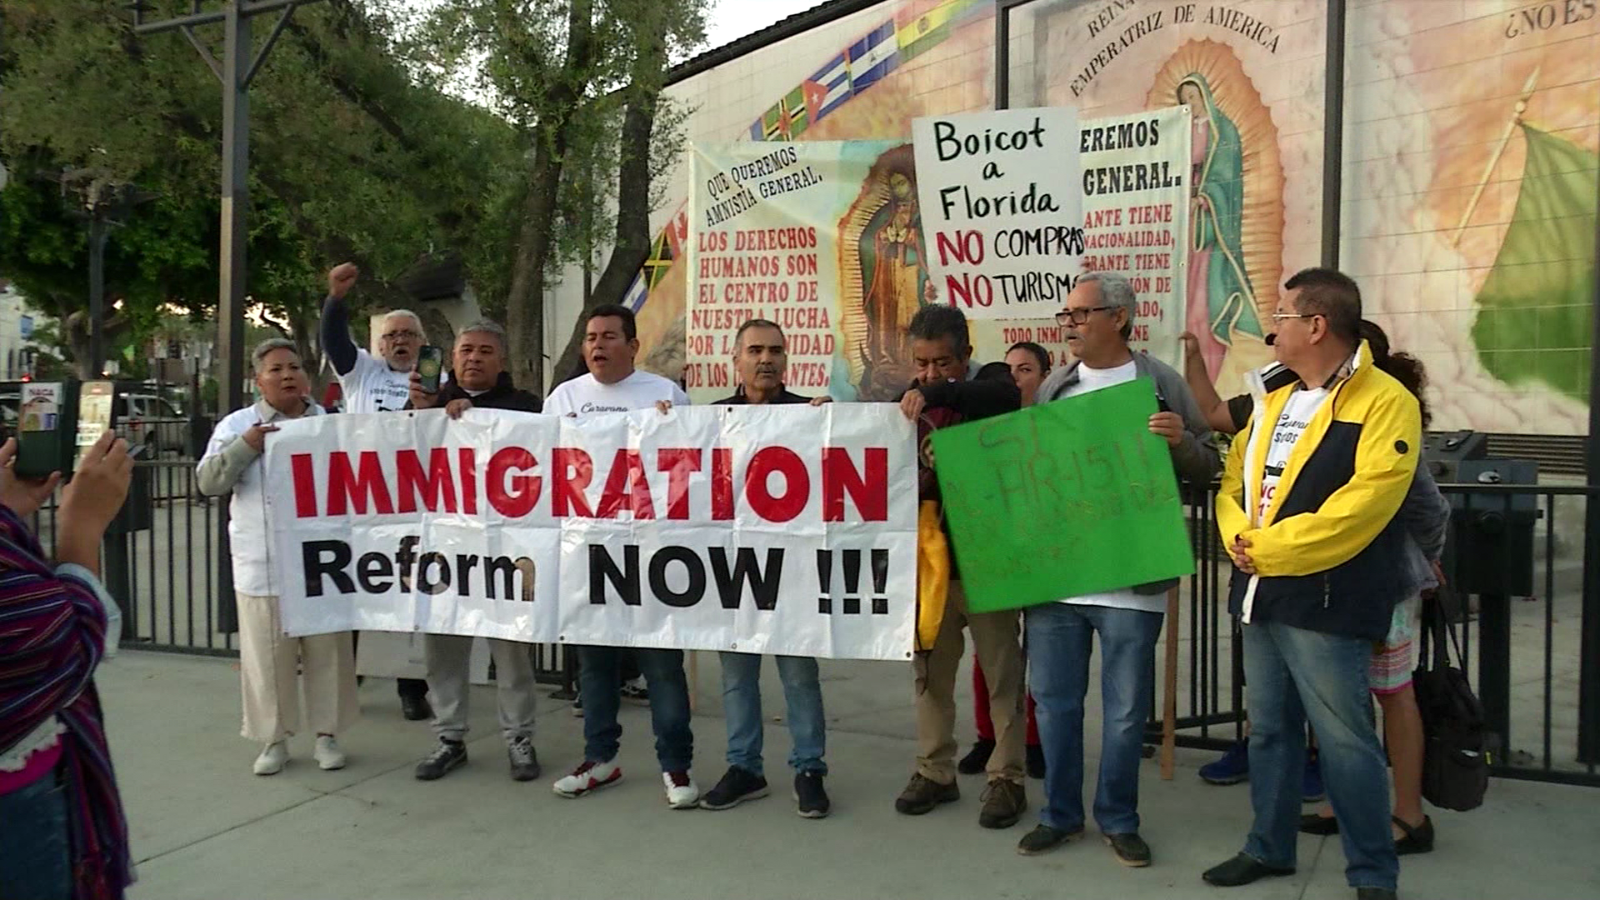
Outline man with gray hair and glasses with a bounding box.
[320,262,437,720]
[405,319,545,784]
[1016,272,1218,866]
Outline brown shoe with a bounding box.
[978,779,1027,829]
[895,773,959,815]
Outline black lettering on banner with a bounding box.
[356,551,393,593]
[304,540,354,596]
[816,548,892,615]
[710,548,784,610]
[590,544,641,606]
[456,554,478,596]
[487,556,537,602]
[417,552,451,595]
[649,546,708,608]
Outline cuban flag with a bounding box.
[847,21,899,92]
[803,52,852,124]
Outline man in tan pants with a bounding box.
[895,305,1028,829]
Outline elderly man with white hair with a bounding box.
[198,339,359,776]
[319,262,435,721]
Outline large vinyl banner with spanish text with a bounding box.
[262,406,918,661]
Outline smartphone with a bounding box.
[417,345,444,393]
[74,381,116,468]
[14,381,68,480]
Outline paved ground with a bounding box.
[103,649,1598,900]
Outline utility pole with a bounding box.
[129,1,325,634]
[129,0,325,419]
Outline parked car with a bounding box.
[116,391,189,455]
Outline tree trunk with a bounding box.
[550,14,670,385]
[503,0,595,396]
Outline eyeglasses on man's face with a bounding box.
[1055,306,1114,327]
[382,330,422,342]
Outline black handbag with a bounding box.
[1413,588,1493,812]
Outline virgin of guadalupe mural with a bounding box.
[838,143,928,400]
[1149,42,1282,385]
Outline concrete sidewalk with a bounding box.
[103,650,1597,900]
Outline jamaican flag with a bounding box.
[1471,125,1597,402]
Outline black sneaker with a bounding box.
[957,739,994,775]
[978,779,1027,829]
[508,735,540,782]
[1026,744,1046,780]
[1105,832,1152,867]
[1017,823,1084,856]
[699,766,769,810]
[398,679,432,721]
[415,740,467,781]
[794,771,830,819]
[895,773,959,814]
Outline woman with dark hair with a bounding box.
[1300,320,1445,854]
[960,343,1052,780]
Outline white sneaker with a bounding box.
[552,759,623,798]
[664,770,699,809]
[314,735,347,771]
[253,741,288,776]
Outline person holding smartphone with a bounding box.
[0,431,136,900]
[319,263,435,721]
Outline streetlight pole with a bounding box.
[129,1,325,635]
[129,0,324,419]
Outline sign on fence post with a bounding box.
[911,106,1084,320]
[930,378,1193,613]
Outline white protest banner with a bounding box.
[262,405,917,661]
[975,106,1193,370]
[911,106,1084,320]
[686,140,903,403]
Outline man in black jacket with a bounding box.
[405,321,543,783]
[698,319,836,818]
[893,305,1029,831]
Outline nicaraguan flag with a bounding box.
[621,273,648,312]
[847,21,900,92]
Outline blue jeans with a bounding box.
[578,646,694,772]
[1241,620,1398,891]
[1026,602,1162,835]
[719,652,826,777]
[0,768,72,900]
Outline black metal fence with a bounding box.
[1149,482,1600,789]
[37,457,1598,788]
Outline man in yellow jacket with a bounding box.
[1202,269,1416,900]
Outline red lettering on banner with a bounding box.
[553,448,594,517]
[327,451,394,516]
[396,448,458,514]
[745,446,809,523]
[292,453,317,517]
[711,448,734,521]
[822,447,888,522]
[487,447,540,517]
[657,448,702,520]
[459,448,478,515]
[596,449,655,519]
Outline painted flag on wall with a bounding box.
[896,0,966,61]
[847,21,900,92]
[804,52,853,124]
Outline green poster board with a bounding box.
[930,377,1194,613]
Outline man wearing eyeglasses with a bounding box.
[1201,268,1416,900]
[319,262,436,721]
[1015,272,1217,867]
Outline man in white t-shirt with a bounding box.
[317,263,433,721]
[548,304,700,809]
[1021,273,1219,866]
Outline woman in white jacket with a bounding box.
[197,339,358,775]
